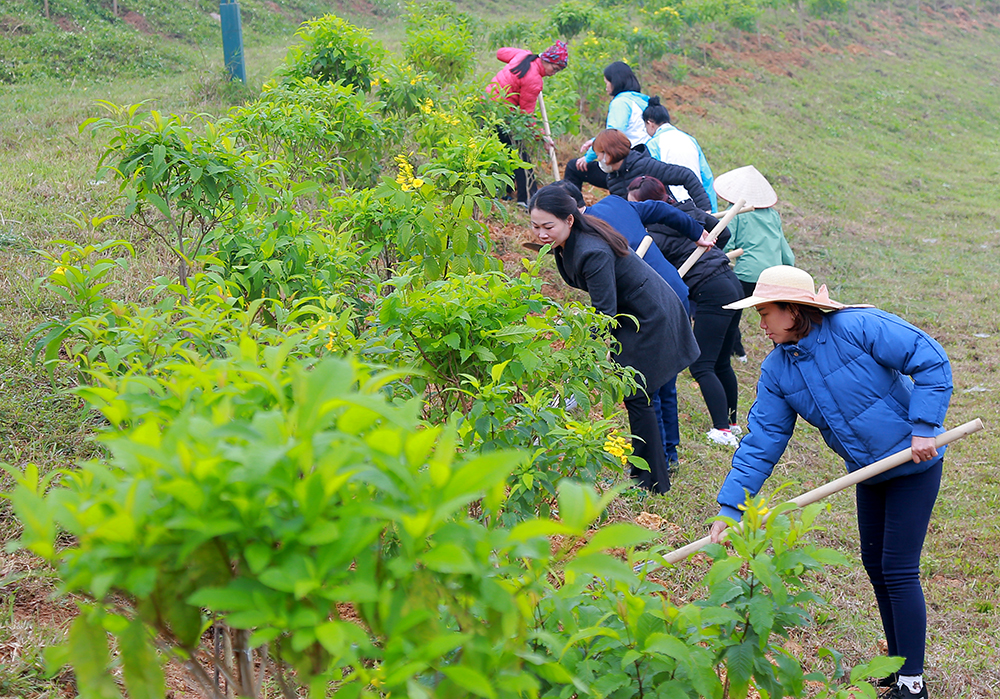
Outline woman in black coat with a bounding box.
[593,129,712,210]
[627,175,745,447]
[529,185,700,493]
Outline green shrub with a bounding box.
[548,0,596,38]
[280,13,385,93]
[375,62,437,117]
[230,77,390,187]
[487,19,538,50]
[808,0,851,16]
[0,26,177,83]
[401,1,477,83]
[84,102,271,289]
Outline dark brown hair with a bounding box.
[529,185,631,257]
[774,302,825,341]
[592,129,631,164]
[626,175,677,205]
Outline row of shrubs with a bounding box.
[9,7,900,698]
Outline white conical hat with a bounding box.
[714,165,778,209]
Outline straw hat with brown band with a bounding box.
[723,265,850,311]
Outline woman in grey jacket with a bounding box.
[529,185,700,494]
[710,266,952,699]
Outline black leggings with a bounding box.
[624,387,671,494]
[563,157,608,191]
[689,273,743,429]
[857,461,942,675]
[732,278,758,357]
[497,128,536,204]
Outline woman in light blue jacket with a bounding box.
[710,266,952,699]
[564,61,649,191]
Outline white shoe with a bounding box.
[707,428,739,447]
[729,424,743,436]
[736,354,748,364]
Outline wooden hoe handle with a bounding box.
[662,418,985,565]
[538,92,560,181]
[677,197,746,279]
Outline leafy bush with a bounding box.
[84,102,270,289]
[487,19,538,50]
[808,0,851,16]
[375,62,437,117]
[280,13,385,92]
[548,0,596,38]
[0,25,177,83]
[230,77,390,187]
[401,1,477,83]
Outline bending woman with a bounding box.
[710,265,952,699]
[488,41,569,204]
[627,175,744,448]
[594,129,712,211]
[529,185,699,494]
[642,96,717,212]
[564,61,650,192]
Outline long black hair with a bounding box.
[529,185,631,257]
[603,61,642,96]
[511,53,539,78]
[642,95,671,125]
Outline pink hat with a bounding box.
[540,41,568,69]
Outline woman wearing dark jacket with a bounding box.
[627,175,745,446]
[593,129,711,210]
[529,185,700,494]
[711,266,952,699]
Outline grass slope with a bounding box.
[1,2,999,696]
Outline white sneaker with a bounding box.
[707,428,739,447]
[729,424,743,436]
[736,354,748,364]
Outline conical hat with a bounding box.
[714,165,778,209]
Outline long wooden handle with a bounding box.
[677,197,746,279]
[725,248,743,261]
[537,93,560,181]
[636,235,653,259]
[662,418,985,565]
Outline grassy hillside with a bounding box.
[1,0,999,696]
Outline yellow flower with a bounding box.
[53,266,66,275]
[603,435,632,465]
[411,178,424,189]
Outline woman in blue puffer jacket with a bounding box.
[709,265,952,699]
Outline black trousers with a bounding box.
[689,273,744,429]
[497,128,536,204]
[732,278,758,357]
[563,157,608,191]
[624,388,671,494]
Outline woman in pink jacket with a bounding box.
[488,41,568,205]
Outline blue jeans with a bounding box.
[651,376,679,463]
[856,461,942,676]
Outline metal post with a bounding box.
[219,0,246,83]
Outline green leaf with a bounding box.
[120,620,165,699]
[440,666,496,699]
[507,518,576,542]
[850,656,904,684]
[748,593,776,635]
[577,523,655,556]
[726,640,755,699]
[420,543,477,574]
[67,614,122,699]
